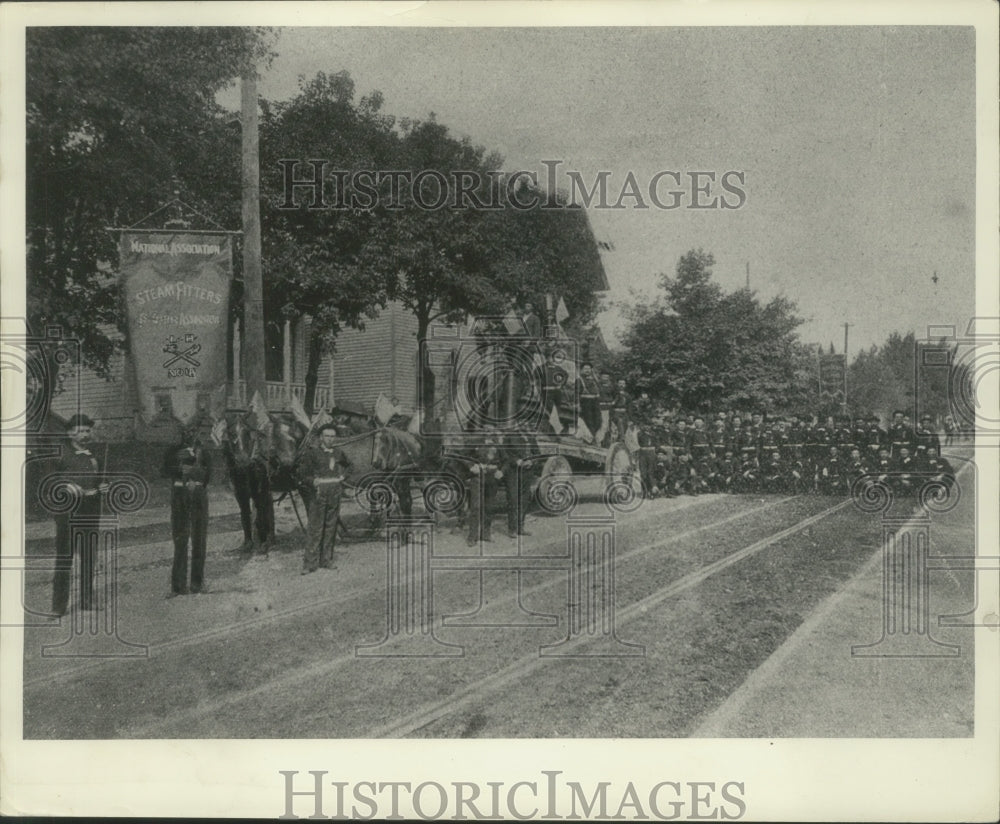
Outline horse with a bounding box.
[220,410,275,554]
[371,426,425,516]
[218,407,323,550]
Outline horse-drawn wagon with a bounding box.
[532,433,638,504]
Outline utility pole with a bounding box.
[842,322,852,413]
[241,68,266,405]
[745,261,750,290]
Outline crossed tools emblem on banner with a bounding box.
[162,339,202,368]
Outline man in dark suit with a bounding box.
[923,445,956,494]
[888,410,915,457]
[498,425,537,537]
[598,371,615,447]
[914,413,941,458]
[611,378,631,442]
[521,301,543,339]
[296,423,353,574]
[818,446,845,495]
[162,420,213,596]
[464,429,502,546]
[892,445,918,496]
[51,414,108,616]
[576,361,602,438]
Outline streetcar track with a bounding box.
[22,592,350,689]
[24,493,726,688]
[119,496,824,737]
[366,499,852,738]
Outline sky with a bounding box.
[222,26,976,355]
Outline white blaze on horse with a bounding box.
[217,411,272,554]
[217,409,311,554]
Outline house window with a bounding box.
[265,319,283,381]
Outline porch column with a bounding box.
[282,318,292,405]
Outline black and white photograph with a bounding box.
[1,1,998,820]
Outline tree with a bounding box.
[259,71,400,412]
[355,120,605,415]
[847,332,958,420]
[26,27,275,383]
[260,76,608,416]
[619,250,808,411]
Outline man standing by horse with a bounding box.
[296,422,353,574]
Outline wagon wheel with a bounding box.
[536,454,572,510]
[604,441,639,491]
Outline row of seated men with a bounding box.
[631,410,954,498]
[631,409,941,458]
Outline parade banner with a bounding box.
[120,232,232,424]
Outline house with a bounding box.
[42,206,611,440]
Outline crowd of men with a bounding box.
[46,303,963,609]
[623,406,956,500]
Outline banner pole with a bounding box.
[241,68,267,406]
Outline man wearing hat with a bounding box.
[520,300,543,340]
[610,378,631,443]
[51,414,108,616]
[296,422,353,574]
[597,370,615,447]
[575,362,603,438]
[888,410,915,458]
[162,419,213,596]
[852,416,869,456]
[914,414,941,457]
[464,428,502,546]
[866,414,887,458]
[541,348,568,428]
[834,415,855,458]
[497,424,536,537]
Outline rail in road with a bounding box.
[23,492,720,689]
[22,452,974,739]
[111,495,845,738]
[364,499,851,738]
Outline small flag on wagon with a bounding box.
[311,408,333,429]
[502,314,524,335]
[374,393,396,425]
[210,417,227,448]
[555,297,570,324]
[288,394,312,430]
[548,404,564,435]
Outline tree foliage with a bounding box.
[260,74,606,412]
[619,250,808,411]
[847,331,959,419]
[26,26,276,376]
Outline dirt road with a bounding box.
[20,457,977,740]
